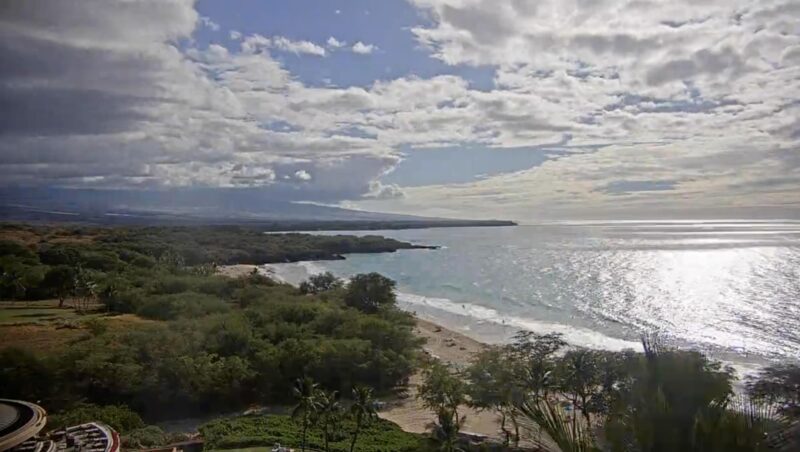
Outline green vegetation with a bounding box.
[0,224,423,427]
[746,363,800,420]
[48,404,145,433]
[0,299,97,325]
[200,414,424,452]
[343,273,397,314]
[123,425,190,449]
[416,332,793,452]
[1,222,796,452]
[0,223,429,301]
[299,272,343,295]
[418,361,468,452]
[348,386,378,452]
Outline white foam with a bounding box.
[397,291,642,352]
[260,262,325,286]
[298,260,327,276]
[257,265,288,284]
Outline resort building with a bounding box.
[0,399,119,452]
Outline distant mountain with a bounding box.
[0,187,516,229]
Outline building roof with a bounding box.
[0,399,47,451]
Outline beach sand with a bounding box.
[216,264,259,278]
[378,318,504,438]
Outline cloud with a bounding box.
[327,36,344,48]
[364,181,405,199]
[326,38,379,55]
[269,36,326,56]
[199,16,220,31]
[239,34,326,56]
[0,0,798,219]
[351,41,377,54]
[294,170,312,181]
[229,30,242,40]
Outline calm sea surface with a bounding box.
[269,221,800,372]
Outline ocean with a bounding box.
[268,221,800,374]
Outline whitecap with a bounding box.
[397,291,642,352]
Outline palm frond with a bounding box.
[517,398,600,452]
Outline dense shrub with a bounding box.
[0,348,57,403]
[49,404,145,433]
[299,272,342,295]
[80,251,122,271]
[0,224,422,422]
[0,240,37,261]
[135,292,230,320]
[122,426,171,448]
[344,273,397,313]
[200,414,424,452]
[130,254,156,268]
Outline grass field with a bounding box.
[212,447,324,452]
[0,300,155,353]
[211,449,270,452]
[0,300,91,325]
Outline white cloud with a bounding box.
[199,16,220,31]
[270,36,326,56]
[238,34,325,56]
[351,41,377,54]
[364,180,405,199]
[327,38,379,55]
[327,36,345,49]
[229,30,242,40]
[1,0,799,218]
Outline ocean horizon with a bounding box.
[267,220,800,377]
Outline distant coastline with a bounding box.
[0,200,517,230]
[255,219,517,231]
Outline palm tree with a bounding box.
[517,397,600,452]
[318,389,342,452]
[1,267,26,305]
[349,385,378,452]
[429,407,466,452]
[557,349,602,427]
[292,377,321,452]
[71,264,97,313]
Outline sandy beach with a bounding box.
[216,264,259,278]
[217,264,504,438]
[379,318,504,438]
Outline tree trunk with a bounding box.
[499,409,510,446]
[349,415,362,452]
[302,417,308,452]
[581,394,592,427]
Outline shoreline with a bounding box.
[217,262,767,386]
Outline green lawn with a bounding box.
[200,415,423,452]
[212,449,270,452]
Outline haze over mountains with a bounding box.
[0,187,514,228]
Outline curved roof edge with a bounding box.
[0,399,47,451]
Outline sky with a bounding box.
[1,0,799,221]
